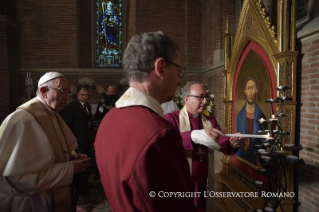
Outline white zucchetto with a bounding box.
[38,72,65,87]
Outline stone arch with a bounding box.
[70,76,105,96]
[69,75,129,99]
[69,75,129,114]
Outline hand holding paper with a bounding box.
[191,128,223,151]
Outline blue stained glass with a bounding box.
[96,0,122,68]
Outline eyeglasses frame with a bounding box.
[164,59,186,77]
[46,86,71,96]
[150,58,186,77]
[186,94,211,102]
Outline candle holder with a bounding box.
[253,85,304,211]
[258,117,268,124]
[286,155,299,164]
[265,98,278,103]
[262,143,269,147]
[264,206,274,212]
[257,168,267,175]
[269,115,279,123]
[277,113,285,118]
[260,156,271,163]
[276,85,290,91]
[254,144,263,149]
[283,144,294,151]
[258,129,270,134]
[274,150,285,157]
[259,152,268,156]
[255,181,264,189]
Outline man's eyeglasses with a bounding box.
[46,86,71,96]
[187,94,211,102]
[164,59,186,77]
[150,58,186,77]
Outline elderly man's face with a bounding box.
[185,84,208,116]
[106,86,117,95]
[244,80,257,105]
[45,77,71,112]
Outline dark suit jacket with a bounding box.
[61,99,93,150]
[94,95,118,122]
[94,102,109,122]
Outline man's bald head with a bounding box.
[106,86,117,95]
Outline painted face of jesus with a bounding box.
[244,79,258,105]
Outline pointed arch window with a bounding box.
[96,0,123,68]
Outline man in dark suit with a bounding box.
[61,85,94,195]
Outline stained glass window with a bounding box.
[96,0,122,68]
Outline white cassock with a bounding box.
[0,97,77,212]
[161,100,179,115]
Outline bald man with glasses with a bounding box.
[0,72,91,212]
[165,81,244,211]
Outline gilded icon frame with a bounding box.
[210,0,298,211]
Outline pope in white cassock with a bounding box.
[0,72,91,212]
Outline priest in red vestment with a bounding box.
[165,81,244,211]
[95,31,201,211]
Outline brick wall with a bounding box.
[2,0,318,210]
[0,0,16,18]
[128,0,191,67]
[0,19,11,121]
[297,36,319,212]
[185,0,201,70]
[16,0,78,68]
[7,21,20,113]
[200,0,238,128]
[126,0,136,39]
[0,15,19,121]
[78,0,92,68]
[203,69,226,128]
[201,0,217,67]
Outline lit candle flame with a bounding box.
[272,115,275,119]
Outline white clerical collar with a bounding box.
[184,106,200,118]
[116,87,164,118]
[36,96,56,115]
[191,114,200,118]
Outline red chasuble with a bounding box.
[95,106,201,212]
